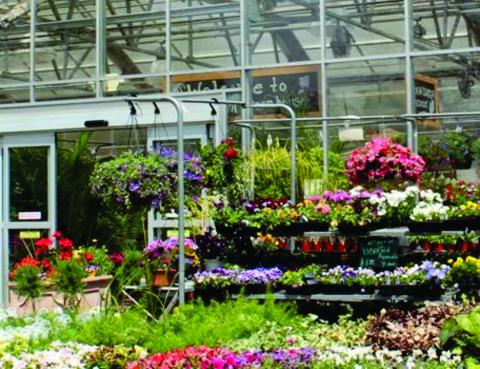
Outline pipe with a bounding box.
[125,96,186,305]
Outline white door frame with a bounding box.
[1,133,56,307]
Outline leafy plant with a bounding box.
[439,131,474,169]
[52,259,88,309]
[367,303,469,354]
[248,141,348,200]
[441,305,480,367]
[12,265,44,312]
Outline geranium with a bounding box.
[346,137,425,185]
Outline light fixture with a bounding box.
[413,18,426,39]
[330,24,353,58]
[458,64,477,99]
[84,120,108,128]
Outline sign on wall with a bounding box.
[415,73,440,128]
[172,66,321,115]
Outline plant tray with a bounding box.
[377,284,443,297]
[442,217,480,231]
[407,221,444,234]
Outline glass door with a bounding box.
[1,134,56,306]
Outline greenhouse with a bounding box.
[1,0,480,368]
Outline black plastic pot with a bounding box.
[407,221,444,234]
[377,284,443,297]
[442,218,480,231]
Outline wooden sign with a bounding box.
[415,73,440,129]
[359,237,399,270]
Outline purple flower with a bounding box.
[129,181,140,192]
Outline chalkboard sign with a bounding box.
[359,237,399,270]
[171,66,320,115]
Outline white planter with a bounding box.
[204,259,223,271]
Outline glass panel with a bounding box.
[105,1,167,75]
[249,65,322,117]
[9,229,50,268]
[327,59,406,116]
[247,0,320,65]
[325,0,405,58]
[0,2,31,85]
[153,138,201,154]
[35,81,95,101]
[0,85,30,104]
[9,147,49,222]
[413,52,480,113]
[411,0,476,51]
[170,0,238,10]
[102,76,165,96]
[170,3,240,71]
[35,1,96,81]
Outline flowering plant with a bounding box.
[200,138,245,202]
[194,229,229,260]
[10,231,101,280]
[193,267,283,288]
[144,236,200,269]
[346,137,425,186]
[445,256,480,286]
[90,147,204,213]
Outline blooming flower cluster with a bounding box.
[144,237,199,269]
[90,148,204,213]
[346,137,425,185]
[193,267,283,288]
[127,345,462,369]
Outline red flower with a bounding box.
[59,251,72,261]
[222,137,235,147]
[223,147,238,161]
[110,252,124,266]
[52,231,62,239]
[301,240,311,253]
[34,237,52,256]
[83,252,94,262]
[59,238,73,250]
[42,259,52,272]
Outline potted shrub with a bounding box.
[143,236,200,287]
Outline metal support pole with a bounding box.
[248,104,297,204]
[232,122,256,199]
[125,96,185,305]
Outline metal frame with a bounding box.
[1,133,56,307]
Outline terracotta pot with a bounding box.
[153,269,176,287]
[8,275,113,315]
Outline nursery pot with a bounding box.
[153,269,176,287]
[204,259,223,271]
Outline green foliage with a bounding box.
[84,245,115,275]
[441,305,480,361]
[44,297,296,352]
[226,312,367,352]
[13,265,44,311]
[439,131,474,169]
[110,249,145,299]
[200,143,246,203]
[52,259,87,309]
[248,141,348,200]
